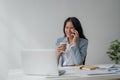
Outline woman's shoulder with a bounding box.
[56,37,66,46]
[57,36,66,42]
[78,38,88,44]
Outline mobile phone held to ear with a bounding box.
[71,32,75,37]
[72,32,75,35]
[73,32,75,35]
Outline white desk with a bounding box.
[7,65,120,80]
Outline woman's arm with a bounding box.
[70,39,88,65]
[55,37,64,66]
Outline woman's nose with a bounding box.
[67,29,71,32]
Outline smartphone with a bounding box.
[71,32,75,37]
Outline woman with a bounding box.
[56,17,88,66]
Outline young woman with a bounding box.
[55,17,88,66]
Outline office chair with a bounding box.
[83,56,86,65]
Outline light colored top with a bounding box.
[63,44,74,66]
[55,37,88,66]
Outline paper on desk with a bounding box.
[60,66,117,76]
[87,70,116,75]
[98,64,115,68]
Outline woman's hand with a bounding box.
[56,45,63,59]
[71,30,79,46]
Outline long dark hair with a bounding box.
[63,17,87,40]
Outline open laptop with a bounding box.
[21,49,65,77]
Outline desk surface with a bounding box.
[7,64,120,80]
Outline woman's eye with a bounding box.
[71,28,75,30]
[65,27,68,29]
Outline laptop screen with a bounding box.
[21,49,59,76]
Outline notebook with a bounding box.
[21,49,65,77]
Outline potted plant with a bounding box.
[107,39,120,64]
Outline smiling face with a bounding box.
[65,21,75,38]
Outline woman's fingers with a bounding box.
[57,45,63,54]
[74,30,79,37]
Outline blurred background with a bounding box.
[0,0,120,70]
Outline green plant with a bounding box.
[107,40,120,64]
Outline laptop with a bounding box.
[21,49,65,77]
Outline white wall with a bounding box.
[0,1,9,78]
[0,0,120,69]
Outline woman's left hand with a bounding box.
[71,30,79,46]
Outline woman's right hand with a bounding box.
[56,45,63,59]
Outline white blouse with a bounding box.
[63,44,74,66]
